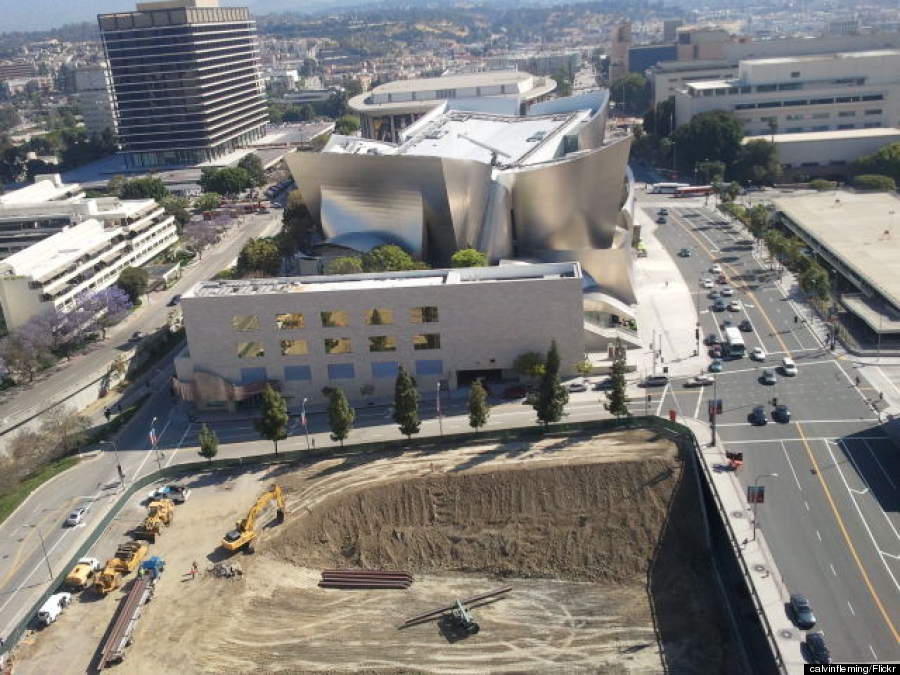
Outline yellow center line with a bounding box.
[795,423,899,643]
[674,211,899,643]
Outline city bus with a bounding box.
[674,185,716,197]
[723,326,746,358]
[649,182,690,194]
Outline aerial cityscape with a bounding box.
[0,0,898,671]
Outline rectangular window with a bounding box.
[241,367,267,384]
[734,103,756,110]
[783,100,808,107]
[237,341,264,358]
[810,98,834,105]
[864,121,882,128]
[757,101,781,109]
[232,315,259,331]
[365,308,394,325]
[275,312,304,329]
[413,333,441,350]
[837,124,855,130]
[778,82,801,91]
[811,112,829,119]
[280,339,309,355]
[865,109,882,115]
[756,84,777,92]
[862,94,884,102]
[410,306,439,323]
[324,337,352,354]
[790,71,800,78]
[371,361,399,378]
[284,365,311,381]
[320,310,349,327]
[415,359,443,376]
[838,111,856,117]
[327,363,355,380]
[368,336,397,352]
[812,125,829,131]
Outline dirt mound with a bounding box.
[269,457,680,583]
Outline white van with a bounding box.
[37,592,71,626]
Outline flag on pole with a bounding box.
[300,410,307,426]
[149,427,158,447]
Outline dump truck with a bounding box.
[94,542,149,595]
[135,498,174,543]
[98,557,165,668]
[221,484,285,553]
[65,557,102,590]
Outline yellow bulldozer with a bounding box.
[221,484,285,553]
[94,541,149,595]
[135,498,175,543]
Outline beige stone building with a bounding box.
[175,262,586,410]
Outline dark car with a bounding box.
[167,294,182,307]
[658,208,669,215]
[704,334,721,346]
[805,632,831,665]
[750,405,768,425]
[643,375,669,387]
[739,319,753,332]
[713,299,727,312]
[678,248,692,257]
[593,378,614,391]
[789,593,816,629]
[773,404,791,423]
[503,385,530,399]
[129,330,144,343]
[656,216,667,224]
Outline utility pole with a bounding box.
[150,416,162,471]
[752,473,779,541]
[101,440,125,489]
[301,397,311,450]
[28,524,53,580]
[711,377,718,446]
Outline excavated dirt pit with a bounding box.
[12,429,733,674]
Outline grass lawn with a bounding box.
[0,456,80,525]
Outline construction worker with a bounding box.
[191,561,198,579]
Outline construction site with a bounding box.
[11,428,735,673]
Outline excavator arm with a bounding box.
[222,485,285,552]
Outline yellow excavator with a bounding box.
[135,498,175,543]
[221,484,285,553]
[94,541,149,595]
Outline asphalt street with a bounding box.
[644,199,900,664]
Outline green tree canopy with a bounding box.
[198,423,219,463]
[696,160,726,184]
[799,263,830,301]
[194,192,222,211]
[361,244,423,272]
[513,351,545,378]
[325,256,364,275]
[731,139,783,185]
[642,98,675,138]
[236,237,281,277]
[334,115,361,135]
[116,266,149,305]
[277,189,315,256]
[120,177,168,200]
[605,340,629,418]
[237,153,267,187]
[254,384,289,455]
[468,379,490,430]
[160,195,190,230]
[393,366,421,439]
[200,166,254,195]
[610,73,651,115]
[326,386,355,446]
[849,142,900,183]
[672,110,744,174]
[852,174,896,192]
[450,248,488,268]
[533,340,568,427]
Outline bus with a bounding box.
[649,182,690,194]
[674,185,716,197]
[723,326,746,358]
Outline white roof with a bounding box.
[0,219,118,280]
[372,70,531,95]
[743,48,900,66]
[0,176,79,206]
[746,128,900,144]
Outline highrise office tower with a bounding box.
[98,0,267,168]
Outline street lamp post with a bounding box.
[752,473,779,541]
[100,439,125,488]
[150,416,163,471]
[27,524,54,580]
[436,382,444,437]
[301,397,311,450]
[711,376,718,446]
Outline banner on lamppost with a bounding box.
[747,485,765,504]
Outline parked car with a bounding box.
[656,216,667,224]
[750,346,766,361]
[658,208,669,215]
[773,404,792,423]
[37,592,71,626]
[750,405,768,425]
[65,506,88,527]
[678,248,692,257]
[710,263,722,274]
[684,374,715,387]
[148,484,192,504]
[702,278,714,288]
[167,294,182,307]
[739,319,753,332]
[708,289,721,299]
[720,287,735,297]
[643,375,670,387]
[727,300,742,312]
[805,632,831,665]
[717,274,728,284]
[593,378,614,391]
[567,381,588,392]
[761,368,777,385]
[129,330,144,343]
[704,334,721,346]
[709,359,723,373]
[781,357,799,376]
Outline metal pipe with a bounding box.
[403,586,512,625]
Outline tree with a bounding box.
[731,139,782,185]
[852,174,896,192]
[160,195,190,231]
[513,351,545,378]
[574,359,592,378]
[278,189,315,255]
[236,237,281,277]
[89,286,132,338]
[800,263,830,301]
[255,384,289,455]
[198,423,219,463]
[850,142,900,183]
[533,340,568,427]
[325,256,363,275]
[299,104,316,122]
[326,386,355,446]
[120,177,168,200]
[696,160,726,185]
[107,174,127,196]
[117,267,149,305]
[610,73,651,115]
[194,192,222,211]
[1,331,52,382]
[393,366,421,439]
[642,98,675,138]
[747,204,772,242]
[334,115,361,136]
[809,179,836,192]
[605,339,629,418]
[237,153,267,187]
[361,244,421,272]
[672,111,744,174]
[553,68,573,97]
[450,248,488,267]
[199,167,254,196]
[183,219,223,258]
[468,379,490,431]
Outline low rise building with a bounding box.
[174,262,586,410]
[749,127,900,176]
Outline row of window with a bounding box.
[732,93,884,111]
[233,307,438,332]
[237,334,441,358]
[696,77,867,97]
[241,359,444,386]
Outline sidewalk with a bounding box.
[681,417,804,675]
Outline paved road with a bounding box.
[643,200,900,664]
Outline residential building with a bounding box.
[750,127,900,176]
[174,262,586,410]
[348,71,557,143]
[98,0,268,168]
[74,65,116,137]
[674,50,900,137]
[0,176,177,329]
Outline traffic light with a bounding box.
[695,328,700,341]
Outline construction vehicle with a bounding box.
[402,587,511,637]
[134,498,174,543]
[65,557,102,590]
[450,600,480,635]
[94,542,149,595]
[98,557,165,668]
[221,484,285,553]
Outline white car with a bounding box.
[781,357,799,376]
[684,374,715,387]
[37,592,71,626]
[720,287,735,297]
[65,506,88,527]
[710,263,722,274]
[702,278,714,289]
[750,346,766,361]
[727,300,743,312]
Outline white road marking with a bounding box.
[805,501,810,512]
[0,526,75,618]
[716,418,880,427]
[130,413,173,482]
[847,600,855,616]
[842,441,900,545]
[164,423,193,468]
[694,386,704,418]
[655,383,669,417]
[708,359,838,377]
[874,367,900,397]
[869,645,878,660]
[721,436,888,444]
[816,530,822,542]
[830,564,837,576]
[780,441,802,491]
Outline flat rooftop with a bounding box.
[0,219,116,280]
[742,48,900,66]
[745,127,900,144]
[773,191,900,309]
[186,262,581,298]
[0,177,80,205]
[372,71,531,96]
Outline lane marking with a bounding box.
[655,383,669,417]
[830,564,838,576]
[693,385,704,418]
[721,436,888,444]
[130,413,173,482]
[805,501,810,512]
[870,645,878,660]
[848,600,856,616]
[841,440,900,545]
[816,530,822,542]
[874,367,900,397]
[164,422,193,468]
[780,441,802,491]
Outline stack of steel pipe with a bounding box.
[319,569,413,589]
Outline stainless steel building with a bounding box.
[98,0,268,168]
